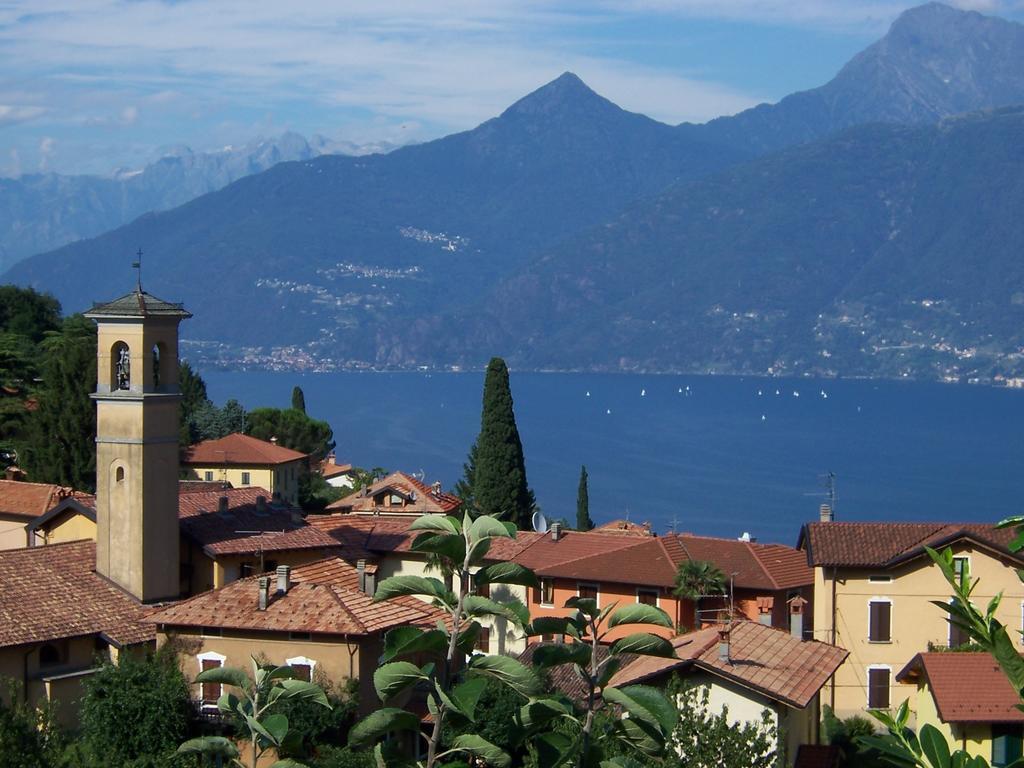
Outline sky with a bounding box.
[2,0,1023,177]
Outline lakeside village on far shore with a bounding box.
[2,285,1023,768]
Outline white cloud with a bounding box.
[0,104,47,126]
[121,105,139,124]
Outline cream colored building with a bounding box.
[799,519,1024,722]
[182,433,307,506]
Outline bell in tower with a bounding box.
[85,287,191,603]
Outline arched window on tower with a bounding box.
[152,344,161,389]
[111,341,130,391]
[115,466,125,483]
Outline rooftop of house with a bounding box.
[85,288,191,318]
[182,433,307,467]
[0,479,81,520]
[592,519,653,536]
[326,471,462,515]
[179,480,232,494]
[512,531,812,591]
[799,521,1021,569]
[177,487,347,558]
[320,454,355,479]
[147,556,444,636]
[897,652,1024,724]
[0,540,154,649]
[608,621,848,710]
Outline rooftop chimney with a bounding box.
[431,481,442,496]
[819,503,833,523]
[357,559,367,594]
[551,522,562,542]
[717,627,731,664]
[276,565,291,596]
[327,451,336,466]
[218,496,229,513]
[258,577,270,611]
[357,559,376,596]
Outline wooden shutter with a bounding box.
[201,659,222,704]
[637,590,658,606]
[869,601,891,642]
[475,627,491,653]
[868,668,890,709]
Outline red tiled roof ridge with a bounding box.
[182,432,307,465]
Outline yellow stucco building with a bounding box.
[182,432,307,506]
[799,518,1024,721]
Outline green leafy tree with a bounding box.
[246,407,334,462]
[348,512,679,768]
[441,678,526,760]
[576,465,593,531]
[179,361,212,444]
[822,707,887,768]
[299,471,347,511]
[19,315,97,490]
[79,647,194,766]
[0,682,60,768]
[180,657,331,768]
[292,386,307,414]
[0,285,61,343]
[453,444,477,513]
[467,358,533,528]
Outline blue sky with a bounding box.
[1,0,1022,177]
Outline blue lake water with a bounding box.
[200,370,1024,545]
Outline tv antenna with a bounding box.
[803,471,837,511]
[132,247,143,292]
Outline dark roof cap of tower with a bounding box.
[85,289,191,319]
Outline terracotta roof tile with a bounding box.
[0,479,73,520]
[0,540,153,648]
[148,557,444,636]
[897,652,1024,723]
[592,520,653,536]
[327,472,461,515]
[183,433,307,466]
[177,487,340,557]
[801,522,1021,568]
[610,622,847,709]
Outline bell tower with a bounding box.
[86,289,191,602]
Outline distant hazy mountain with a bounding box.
[4,73,749,353]
[415,107,1024,382]
[7,3,1024,383]
[0,132,398,272]
[682,2,1024,153]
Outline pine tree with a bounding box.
[470,357,533,528]
[20,315,97,490]
[291,385,306,414]
[576,464,593,530]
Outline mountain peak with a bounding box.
[501,72,611,119]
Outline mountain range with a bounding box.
[7,2,1024,383]
[0,133,399,273]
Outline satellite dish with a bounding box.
[531,510,549,533]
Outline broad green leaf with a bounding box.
[373,574,452,603]
[595,656,623,689]
[273,679,331,707]
[195,665,250,691]
[506,597,531,628]
[469,515,513,542]
[564,596,599,618]
[412,531,466,563]
[216,691,243,717]
[452,734,512,768]
[268,760,311,768]
[451,677,489,721]
[409,515,460,534]
[264,665,298,683]
[920,724,952,768]
[532,643,591,669]
[532,731,576,768]
[527,616,571,636]
[895,699,910,730]
[467,536,492,565]
[177,736,240,758]
[858,735,924,764]
[382,626,448,662]
[610,632,676,658]
[607,603,673,629]
[348,708,422,747]
[246,713,280,747]
[615,715,665,757]
[475,561,538,588]
[468,654,542,697]
[455,621,481,655]
[262,713,290,746]
[519,697,573,730]
[374,661,428,702]
[463,595,526,626]
[604,684,677,734]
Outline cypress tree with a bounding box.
[470,357,533,528]
[576,465,593,530]
[291,385,306,414]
